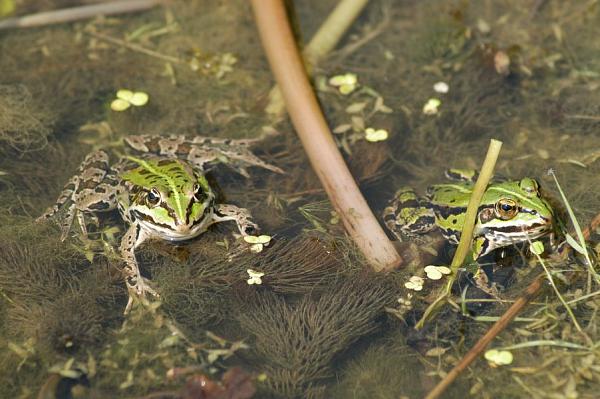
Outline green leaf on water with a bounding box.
[530,241,545,255]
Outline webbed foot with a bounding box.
[124,275,160,314]
[472,269,501,299]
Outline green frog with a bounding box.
[383,169,555,294]
[37,134,283,312]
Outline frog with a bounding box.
[382,169,555,295]
[37,134,283,313]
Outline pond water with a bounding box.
[1,1,599,398]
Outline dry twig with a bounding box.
[0,0,165,30]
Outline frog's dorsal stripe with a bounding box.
[126,156,186,220]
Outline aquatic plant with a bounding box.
[0,84,55,155]
[237,234,343,294]
[235,274,398,397]
[330,342,426,399]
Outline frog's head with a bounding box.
[475,178,554,256]
[122,157,215,241]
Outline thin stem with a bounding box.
[416,139,502,328]
[535,251,587,337]
[0,0,165,30]
[85,30,182,64]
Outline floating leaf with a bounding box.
[345,101,367,114]
[529,241,545,255]
[129,92,149,106]
[373,96,393,113]
[110,99,131,112]
[433,81,449,93]
[111,89,149,111]
[484,349,513,366]
[424,266,442,280]
[365,127,389,142]
[243,235,272,245]
[329,73,358,95]
[333,124,352,134]
[246,269,265,285]
[404,275,424,291]
[424,265,451,280]
[425,347,448,357]
[423,98,441,115]
[0,0,15,18]
[117,89,133,101]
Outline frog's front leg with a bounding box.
[120,222,159,314]
[470,237,501,298]
[472,269,501,298]
[213,204,258,236]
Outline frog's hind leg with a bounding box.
[119,223,159,314]
[383,187,435,241]
[37,150,115,240]
[124,134,284,177]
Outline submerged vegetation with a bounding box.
[0,0,599,398]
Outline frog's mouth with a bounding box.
[481,219,552,250]
[135,214,213,242]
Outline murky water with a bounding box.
[1,1,599,398]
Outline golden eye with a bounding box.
[145,188,161,207]
[495,198,518,220]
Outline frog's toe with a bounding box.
[242,223,260,236]
[124,277,160,314]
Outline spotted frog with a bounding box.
[38,135,282,312]
[383,169,554,294]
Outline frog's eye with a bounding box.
[519,178,539,196]
[145,188,161,207]
[193,183,206,202]
[495,198,518,220]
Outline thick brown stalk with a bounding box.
[425,213,600,399]
[266,0,370,118]
[250,0,402,271]
[0,0,165,30]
